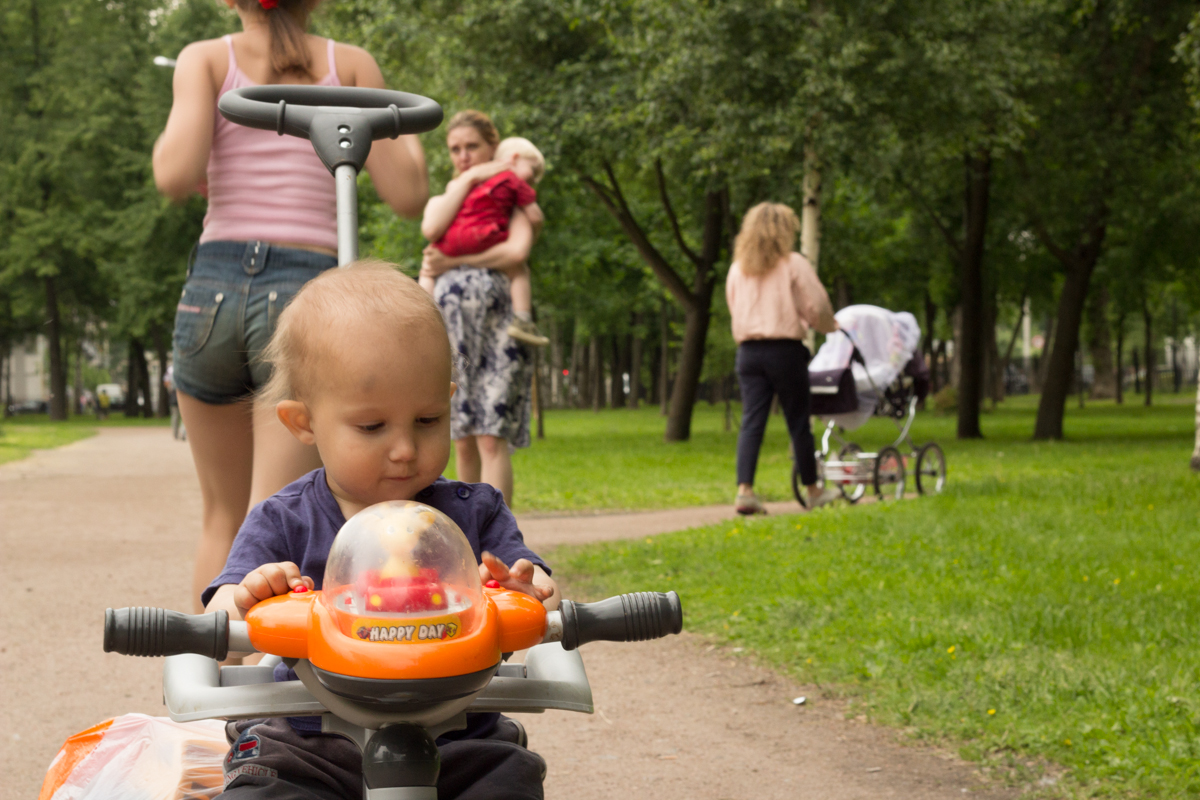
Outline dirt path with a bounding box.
[1,428,1018,799]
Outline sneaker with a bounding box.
[735,491,767,515]
[507,317,550,346]
[806,487,841,509]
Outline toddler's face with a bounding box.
[509,156,537,185]
[302,323,455,515]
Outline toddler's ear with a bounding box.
[276,400,316,445]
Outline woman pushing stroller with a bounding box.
[727,202,841,514]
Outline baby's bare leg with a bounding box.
[505,262,532,317]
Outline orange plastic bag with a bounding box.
[40,714,228,800]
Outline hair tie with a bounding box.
[259,0,279,8]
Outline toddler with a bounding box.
[203,261,556,799]
[420,137,549,347]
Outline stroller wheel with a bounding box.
[791,452,826,508]
[873,446,906,500]
[915,443,947,495]
[838,444,867,504]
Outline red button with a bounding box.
[485,580,501,589]
[291,585,309,594]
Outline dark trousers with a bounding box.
[735,339,817,487]
[219,717,544,800]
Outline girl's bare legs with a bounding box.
[455,436,483,483]
[455,434,514,507]
[477,435,514,507]
[180,394,322,613]
[248,398,323,508]
[418,272,437,297]
[179,393,254,613]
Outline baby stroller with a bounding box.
[793,304,947,505]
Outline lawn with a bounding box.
[552,394,1200,797]
[0,413,168,466]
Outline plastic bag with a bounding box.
[40,714,227,800]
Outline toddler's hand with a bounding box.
[422,246,454,274]
[234,562,313,617]
[479,551,553,602]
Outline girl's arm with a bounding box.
[340,45,428,219]
[421,160,511,241]
[152,41,220,202]
[422,209,535,274]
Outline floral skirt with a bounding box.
[434,267,532,448]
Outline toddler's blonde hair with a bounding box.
[732,202,800,277]
[495,137,546,184]
[260,261,449,404]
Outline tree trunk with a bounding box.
[833,275,852,311]
[1086,284,1115,399]
[1114,312,1125,404]
[532,347,544,440]
[666,286,715,441]
[983,291,1002,406]
[628,317,643,410]
[589,336,602,412]
[549,318,562,408]
[610,335,626,408]
[73,336,84,416]
[1032,209,1109,439]
[956,151,991,439]
[924,292,937,369]
[153,326,170,418]
[583,168,724,440]
[659,305,670,416]
[801,145,821,351]
[1143,301,1153,407]
[1035,315,1056,393]
[44,276,68,420]
[1132,346,1141,395]
[1191,369,1200,471]
[125,339,139,418]
[570,334,584,408]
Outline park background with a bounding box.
[3,1,1200,797]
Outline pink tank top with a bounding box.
[200,36,341,250]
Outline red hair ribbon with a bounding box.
[259,0,279,8]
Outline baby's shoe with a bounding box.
[507,317,550,346]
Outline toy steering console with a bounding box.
[103,502,683,800]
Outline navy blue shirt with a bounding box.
[203,469,549,739]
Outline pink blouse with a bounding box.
[725,253,835,344]
[200,36,341,250]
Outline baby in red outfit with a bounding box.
[420,137,547,346]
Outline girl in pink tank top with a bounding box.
[153,0,428,623]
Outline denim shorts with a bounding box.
[172,241,337,405]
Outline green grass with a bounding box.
[0,413,168,466]
[552,394,1200,797]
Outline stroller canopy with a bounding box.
[809,305,922,430]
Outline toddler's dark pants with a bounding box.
[735,338,818,487]
[219,717,544,800]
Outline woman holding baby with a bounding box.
[421,110,542,507]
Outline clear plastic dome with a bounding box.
[322,501,483,643]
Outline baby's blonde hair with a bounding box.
[260,261,448,404]
[733,202,800,277]
[495,137,546,184]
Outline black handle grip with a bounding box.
[559,591,683,651]
[104,608,229,661]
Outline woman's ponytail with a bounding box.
[237,0,318,79]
